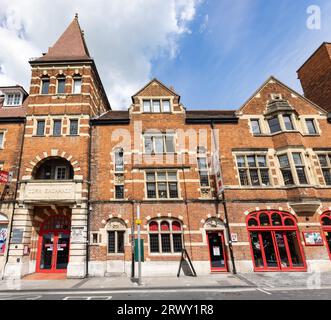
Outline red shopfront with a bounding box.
[321,212,331,260]
[246,210,306,272]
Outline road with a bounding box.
[0,286,330,300]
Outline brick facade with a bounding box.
[0,17,331,279]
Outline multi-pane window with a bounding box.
[55,166,67,180]
[283,115,294,130]
[318,154,331,185]
[115,185,124,199]
[53,119,62,136]
[5,93,21,106]
[108,231,125,253]
[251,119,261,134]
[0,132,4,148]
[144,133,175,154]
[114,148,124,172]
[149,220,183,254]
[268,116,281,133]
[197,156,209,187]
[292,153,308,184]
[278,154,294,185]
[73,77,82,94]
[236,155,270,186]
[57,77,66,94]
[69,119,79,135]
[146,171,179,199]
[142,99,171,113]
[306,119,317,134]
[41,78,50,94]
[36,120,45,136]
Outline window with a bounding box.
[0,132,4,148]
[149,220,183,254]
[57,77,66,94]
[283,115,294,131]
[55,166,67,180]
[53,119,62,136]
[292,153,308,184]
[144,134,175,154]
[142,99,171,113]
[41,78,50,94]
[69,119,79,135]
[271,93,282,100]
[114,148,124,172]
[268,116,281,133]
[146,171,179,199]
[318,154,331,185]
[236,155,270,186]
[36,120,45,136]
[197,152,210,187]
[91,233,99,244]
[251,119,261,134]
[5,93,21,106]
[108,231,125,253]
[115,185,124,199]
[278,154,294,185]
[73,77,82,94]
[306,119,317,134]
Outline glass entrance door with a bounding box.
[207,232,228,271]
[37,231,70,273]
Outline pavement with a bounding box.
[0,271,329,293]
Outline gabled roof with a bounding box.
[131,78,180,102]
[33,14,91,62]
[238,76,328,114]
[91,110,130,125]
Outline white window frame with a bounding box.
[277,150,309,186]
[3,93,22,107]
[55,166,67,180]
[145,171,179,199]
[235,153,271,187]
[72,76,82,94]
[148,219,183,255]
[0,132,5,149]
[142,99,172,113]
[143,133,175,154]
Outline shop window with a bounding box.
[148,219,183,254]
[246,210,306,271]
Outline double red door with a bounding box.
[249,230,306,271]
[36,231,70,273]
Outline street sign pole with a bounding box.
[137,203,142,285]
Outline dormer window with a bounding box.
[142,99,172,113]
[4,93,21,106]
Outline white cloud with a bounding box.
[0,0,200,109]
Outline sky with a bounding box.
[0,0,330,110]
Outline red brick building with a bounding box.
[1,17,331,279]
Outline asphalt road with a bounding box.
[0,287,330,300]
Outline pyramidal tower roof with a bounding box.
[35,14,91,62]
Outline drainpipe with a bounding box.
[86,121,93,277]
[2,119,26,279]
[210,121,236,274]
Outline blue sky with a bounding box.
[152,0,331,110]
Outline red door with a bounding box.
[321,212,331,260]
[36,231,70,273]
[207,231,228,272]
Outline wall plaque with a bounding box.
[12,228,24,244]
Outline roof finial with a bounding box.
[75,13,78,20]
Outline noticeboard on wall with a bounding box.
[303,232,324,246]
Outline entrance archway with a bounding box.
[246,210,306,271]
[321,212,331,260]
[36,215,71,273]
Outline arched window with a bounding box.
[246,210,305,272]
[321,212,331,259]
[149,219,183,254]
[33,157,74,180]
[0,213,8,254]
[106,218,126,254]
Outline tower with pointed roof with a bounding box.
[4,15,110,279]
